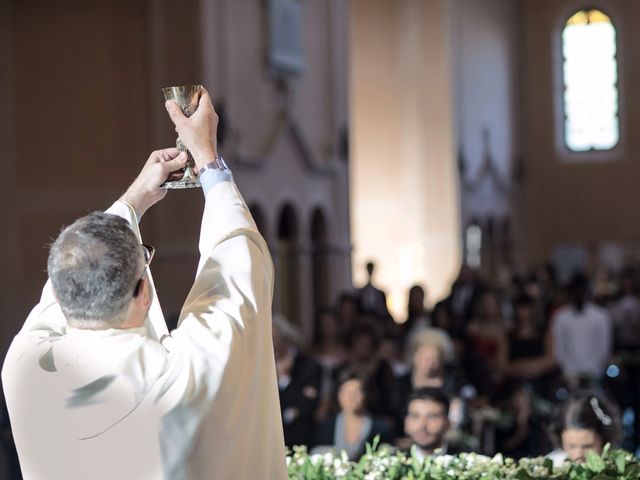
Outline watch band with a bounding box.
[198,155,229,175]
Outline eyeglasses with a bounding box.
[133,244,155,297]
[141,244,155,267]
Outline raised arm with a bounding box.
[19,149,187,337]
[162,89,273,332]
[117,148,189,339]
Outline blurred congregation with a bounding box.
[3,0,640,477]
[274,260,637,462]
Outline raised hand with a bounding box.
[164,88,219,172]
[120,148,188,219]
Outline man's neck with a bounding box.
[415,443,445,458]
[68,315,144,331]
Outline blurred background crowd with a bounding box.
[273,260,639,462]
[3,0,640,477]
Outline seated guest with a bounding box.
[609,273,640,452]
[497,295,556,395]
[273,314,322,447]
[404,387,463,459]
[309,308,348,422]
[344,321,399,422]
[380,334,411,378]
[464,290,508,393]
[398,330,456,413]
[336,291,360,335]
[313,370,392,460]
[610,274,640,350]
[432,300,466,361]
[547,392,622,467]
[494,382,549,459]
[466,290,506,369]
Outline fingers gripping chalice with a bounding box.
[161,85,203,189]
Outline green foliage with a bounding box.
[286,441,638,480]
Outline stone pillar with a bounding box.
[350,0,462,316]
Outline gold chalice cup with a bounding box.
[161,85,203,189]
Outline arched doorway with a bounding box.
[275,203,300,326]
[248,203,268,238]
[310,207,329,318]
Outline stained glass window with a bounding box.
[562,9,619,152]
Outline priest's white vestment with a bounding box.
[2,176,288,479]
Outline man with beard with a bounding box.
[404,387,461,459]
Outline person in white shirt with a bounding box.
[2,89,287,479]
[551,273,612,386]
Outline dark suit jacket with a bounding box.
[357,283,390,318]
[279,352,322,447]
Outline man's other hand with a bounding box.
[164,88,219,172]
[120,148,188,219]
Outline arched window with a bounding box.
[562,9,619,152]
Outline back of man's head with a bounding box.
[47,212,141,327]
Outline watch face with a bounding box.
[199,156,228,175]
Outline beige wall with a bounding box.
[350,0,461,315]
[520,0,640,266]
[452,0,521,275]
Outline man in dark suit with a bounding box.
[357,261,392,321]
[272,314,322,447]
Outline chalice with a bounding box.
[161,85,203,189]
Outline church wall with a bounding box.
[351,0,461,313]
[520,0,640,274]
[0,0,351,355]
[452,0,521,276]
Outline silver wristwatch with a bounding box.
[198,155,229,175]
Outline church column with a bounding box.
[351,0,461,316]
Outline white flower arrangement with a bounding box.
[286,439,638,479]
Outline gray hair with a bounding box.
[406,327,456,365]
[47,212,142,326]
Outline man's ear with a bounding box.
[50,284,59,304]
[134,277,152,308]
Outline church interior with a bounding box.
[2,0,640,476]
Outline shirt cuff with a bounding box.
[200,168,234,198]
